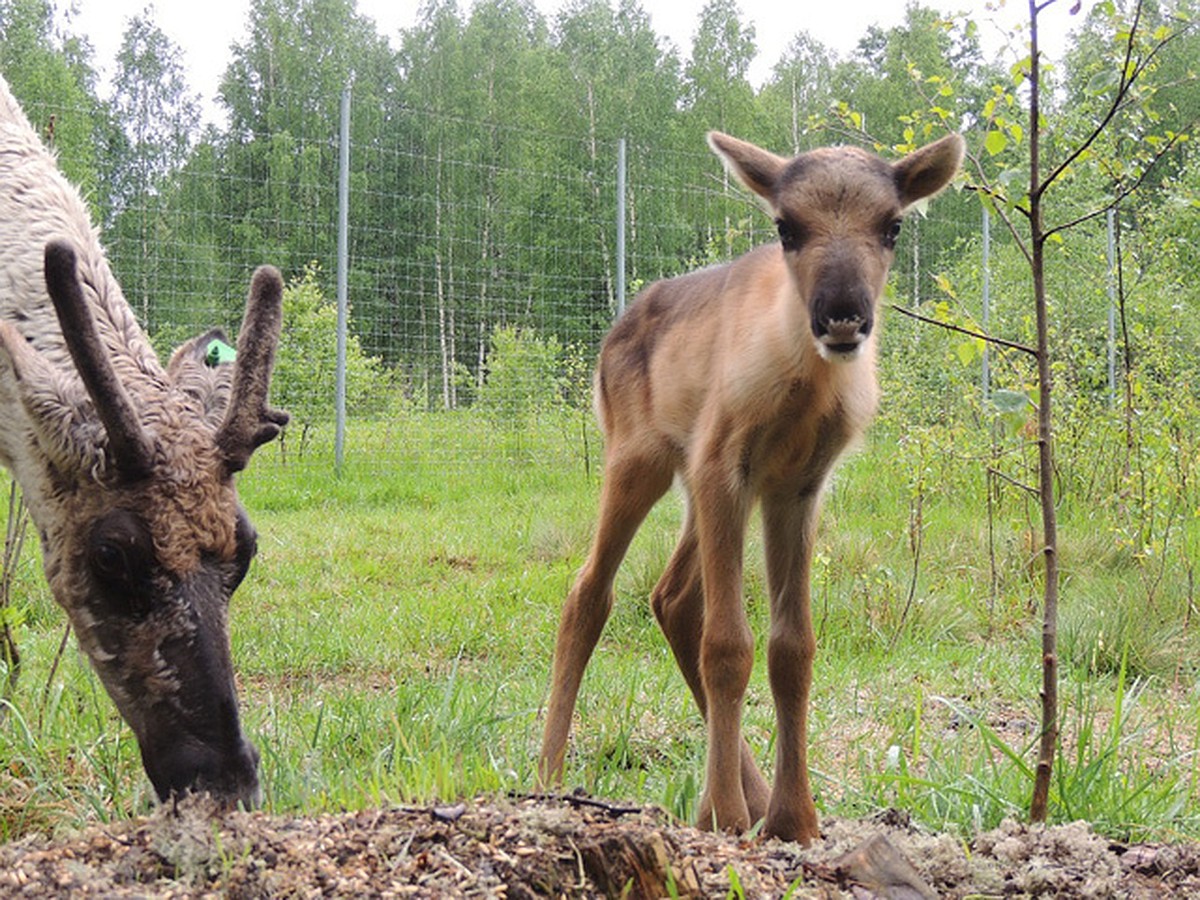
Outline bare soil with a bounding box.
[2,794,1199,898]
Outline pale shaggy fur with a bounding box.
[0,75,231,592]
[0,71,284,806]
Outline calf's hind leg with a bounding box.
[538,454,673,786]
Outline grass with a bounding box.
[2,407,1200,843]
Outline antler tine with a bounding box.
[217,265,290,474]
[43,240,155,480]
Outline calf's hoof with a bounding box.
[696,791,751,834]
[763,803,820,846]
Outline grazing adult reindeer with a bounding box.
[539,131,964,844]
[0,74,287,806]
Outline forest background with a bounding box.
[0,0,1196,441]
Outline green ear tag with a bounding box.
[205,339,237,367]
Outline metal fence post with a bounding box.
[616,137,626,317]
[1106,207,1117,407]
[982,204,991,402]
[335,86,350,475]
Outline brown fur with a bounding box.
[538,132,964,844]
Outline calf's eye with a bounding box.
[776,218,803,251]
[884,219,903,248]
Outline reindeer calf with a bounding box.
[538,131,963,844]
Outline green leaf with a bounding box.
[984,129,1009,156]
[998,168,1022,187]
[991,390,1030,415]
[1010,56,1031,86]
[991,390,1033,438]
[955,339,980,366]
[1086,70,1119,96]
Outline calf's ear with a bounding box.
[893,133,965,208]
[167,328,235,427]
[708,131,789,204]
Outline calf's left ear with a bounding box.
[167,328,235,426]
[893,133,965,208]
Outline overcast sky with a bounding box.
[60,0,1086,124]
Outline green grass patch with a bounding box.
[2,409,1200,843]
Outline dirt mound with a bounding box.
[2,794,1199,897]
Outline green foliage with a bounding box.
[476,324,564,426]
[0,0,102,196]
[272,264,392,434]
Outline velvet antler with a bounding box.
[43,241,155,480]
[216,265,289,474]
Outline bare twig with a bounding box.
[519,791,645,817]
[39,624,72,729]
[893,437,926,647]
[887,303,1038,356]
[1,482,29,712]
[989,466,1041,499]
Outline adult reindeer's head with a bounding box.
[0,242,287,807]
[708,131,964,361]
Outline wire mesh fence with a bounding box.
[20,90,1130,488]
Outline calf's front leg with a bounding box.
[692,463,755,833]
[651,507,771,822]
[761,489,823,844]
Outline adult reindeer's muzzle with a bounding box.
[86,554,262,808]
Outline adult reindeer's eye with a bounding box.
[883,219,903,249]
[87,510,156,610]
[91,540,128,583]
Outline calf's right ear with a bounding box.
[707,131,789,205]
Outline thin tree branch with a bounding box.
[1039,1,1144,194]
[888,303,1038,356]
[961,181,1032,222]
[1044,129,1190,239]
[989,466,1041,499]
[961,172,1033,265]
